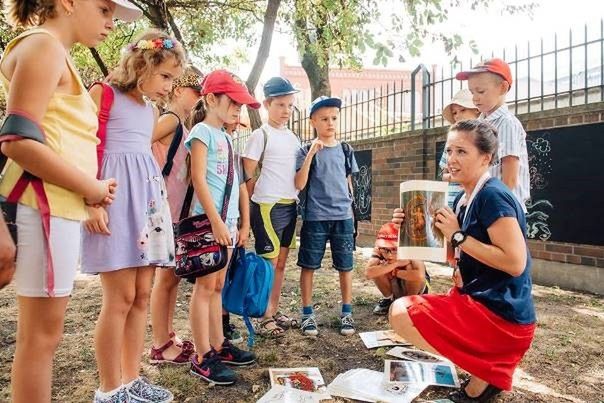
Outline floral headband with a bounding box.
[127,38,177,52]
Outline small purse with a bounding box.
[174,137,234,279]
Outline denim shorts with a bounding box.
[297,218,355,272]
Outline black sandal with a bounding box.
[448,380,502,403]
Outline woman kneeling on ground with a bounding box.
[389,119,536,403]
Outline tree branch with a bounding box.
[88,47,109,77]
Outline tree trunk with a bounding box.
[300,49,330,100]
[137,0,170,30]
[293,5,331,101]
[88,48,109,77]
[245,0,282,130]
[166,7,186,50]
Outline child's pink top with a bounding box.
[152,125,189,223]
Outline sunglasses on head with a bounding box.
[378,247,397,255]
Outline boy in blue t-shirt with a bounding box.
[295,96,359,337]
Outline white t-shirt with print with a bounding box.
[242,123,300,203]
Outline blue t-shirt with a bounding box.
[454,178,535,325]
[185,123,240,219]
[296,142,359,221]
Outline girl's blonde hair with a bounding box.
[4,0,56,28]
[110,29,187,93]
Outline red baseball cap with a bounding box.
[375,222,399,248]
[455,58,513,87]
[201,70,261,109]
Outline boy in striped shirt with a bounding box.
[456,58,531,210]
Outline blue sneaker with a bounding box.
[216,338,256,366]
[190,349,237,386]
[301,314,319,336]
[340,314,355,336]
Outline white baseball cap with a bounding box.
[111,0,143,22]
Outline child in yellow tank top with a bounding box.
[0,1,140,402]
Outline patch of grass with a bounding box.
[374,347,388,358]
[352,293,375,306]
[258,350,278,366]
[1,249,604,403]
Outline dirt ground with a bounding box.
[1,246,603,403]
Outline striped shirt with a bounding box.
[482,105,531,210]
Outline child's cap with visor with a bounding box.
[111,0,143,22]
[308,96,342,117]
[455,58,513,88]
[375,223,399,249]
[201,70,261,109]
[173,67,203,92]
[263,77,300,98]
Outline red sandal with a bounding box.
[149,339,193,365]
[168,331,195,353]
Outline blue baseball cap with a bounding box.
[263,77,300,98]
[308,96,342,117]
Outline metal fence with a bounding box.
[233,20,604,148]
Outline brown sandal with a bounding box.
[149,339,193,365]
[273,311,298,329]
[257,318,285,338]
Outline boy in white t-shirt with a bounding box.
[242,77,300,337]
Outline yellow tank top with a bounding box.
[0,28,99,221]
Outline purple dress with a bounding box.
[81,87,175,274]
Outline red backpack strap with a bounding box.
[0,110,55,295]
[90,82,114,179]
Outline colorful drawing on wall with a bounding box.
[398,180,448,262]
[526,133,553,241]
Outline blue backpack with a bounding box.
[222,247,274,347]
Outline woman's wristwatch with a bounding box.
[451,230,467,248]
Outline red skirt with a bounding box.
[404,287,535,391]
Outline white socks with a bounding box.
[95,385,123,399]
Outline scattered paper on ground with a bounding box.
[385,360,460,388]
[328,368,425,402]
[359,330,412,349]
[268,367,331,401]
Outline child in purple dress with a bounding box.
[81,29,187,403]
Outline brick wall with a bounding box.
[352,102,604,270]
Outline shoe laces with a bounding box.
[301,315,317,329]
[197,349,218,367]
[341,314,354,328]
